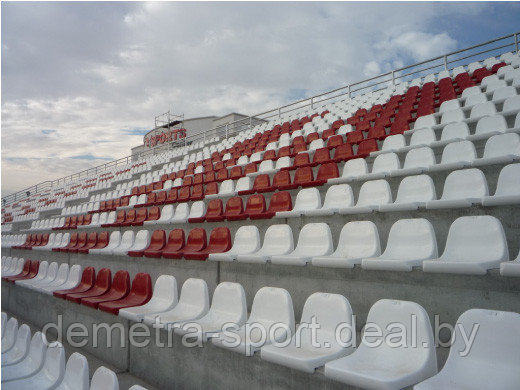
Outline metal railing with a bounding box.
[3,31,519,205]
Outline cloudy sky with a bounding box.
[2,1,519,196]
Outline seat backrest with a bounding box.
[210,282,247,321]
[356,179,392,207]
[179,278,209,308]
[441,216,508,262]
[441,109,465,124]
[60,352,89,390]
[503,95,520,112]
[441,168,489,200]
[403,147,436,169]
[383,218,438,260]
[185,228,207,252]
[371,152,400,173]
[248,287,294,330]
[295,223,333,256]
[395,175,436,204]
[159,204,174,220]
[130,273,152,298]
[440,140,476,164]
[414,114,437,129]
[207,227,232,251]
[470,101,496,118]
[245,194,266,214]
[258,160,274,172]
[475,114,507,136]
[111,270,130,294]
[441,122,470,142]
[42,342,65,383]
[483,133,520,159]
[337,221,381,258]
[381,134,405,151]
[165,229,185,251]
[219,179,234,194]
[293,188,321,211]
[322,184,354,209]
[119,231,135,249]
[231,226,261,253]
[341,158,368,178]
[494,163,520,196]
[90,366,119,390]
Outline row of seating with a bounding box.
[1,314,147,389]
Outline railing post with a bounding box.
[278,107,281,120]
[391,71,395,85]
[310,97,314,110]
[249,116,252,130]
[225,124,228,139]
[348,85,351,98]
[516,32,519,54]
[443,55,448,71]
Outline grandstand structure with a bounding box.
[2,32,520,389]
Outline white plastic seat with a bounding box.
[362,219,438,271]
[468,114,508,142]
[473,133,520,166]
[213,179,235,198]
[426,168,488,209]
[119,275,178,322]
[409,128,436,148]
[3,342,65,390]
[338,179,392,214]
[469,101,497,119]
[3,258,25,277]
[16,261,49,287]
[209,226,261,262]
[312,221,380,268]
[187,201,206,220]
[428,140,476,172]
[492,86,517,101]
[261,292,355,373]
[174,282,247,341]
[439,99,460,113]
[441,109,465,125]
[1,317,19,353]
[90,231,121,255]
[306,184,354,216]
[414,309,520,390]
[423,216,508,275]
[380,175,436,212]
[111,231,135,256]
[372,134,406,155]
[143,278,209,327]
[502,95,520,113]
[234,176,251,193]
[169,202,190,223]
[274,156,291,170]
[212,286,295,356]
[328,159,368,184]
[325,299,437,390]
[1,331,47,382]
[500,247,520,277]
[237,224,294,264]
[35,263,70,293]
[414,114,437,129]
[438,122,469,144]
[145,204,174,225]
[90,366,119,390]
[54,352,89,390]
[366,153,401,178]
[26,262,58,291]
[42,264,82,295]
[390,147,436,177]
[276,188,321,218]
[271,223,333,266]
[2,323,31,366]
[482,163,520,206]
[465,92,487,108]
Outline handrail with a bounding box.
[3,31,519,206]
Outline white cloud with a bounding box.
[1,2,517,196]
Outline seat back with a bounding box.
[148,230,166,251]
[60,352,89,390]
[440,140,476,164]
[475,115,507,136]
[323,184,354,209]
[395,175,436,204]
[337,221,381,259]
[185,228,207,252]
[356,180,392,207]
[440,122,470,142]
[295,223,333,256]
[111,270,130,294]
[248,287,294,330]
[224,197,243,217]
[165,229,185,252]
[383,219,438,260]
[130,273,153,299]
[372,153,400,174]
[483,133,520,159]
[119,231,135,250]
[42,342,65,384]
[440,169,489,200]
[293,188,321,212]
[245,194,266,215]
[441,216,508,262]
[178,278,209,308]
[205,199,223,219]
[403,147,436,169]
[210,282,247,321]
[90,366,119,390]
[494,163,520,196]
[207,227,232,252]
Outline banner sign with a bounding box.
[144,128,187,147]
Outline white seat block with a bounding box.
[325,299,437,390]
[261,293,355,373]
[379,175,436,212]
[312,221,380,268]
[54,352,89,390]
[90,366,119,390]
[362,219,438,271]
[271,223,333,266]
[305,184,354,216]
[2,331,47,382]
[1,323,30,366]
[237,224,294,264]
[414,309,520,390]
[423,216,508,275]
[338,179,392,214]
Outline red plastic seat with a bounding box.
[83,231,109,254]
[184,227,231,261]
[179,228,207,260]
[244,162,257,175]
[142,230,167,258]
[263,150,277,160]
[154,191,167,205]
[177,186,191,203]
[99,273,153,315]
[120,197,130,207]
[229,166,243,180]
[81,270,130,309]
[165,189,178,204]
[272,170,296,190]
[310,147,331,166]
[243,194,267,218]
[54,216,70,230]
[216,168,229,182]
[66,268,111,304]
[145,206,160,224]
[239,174,271,195]
[77,232,99,254]
[102,210,125,228]
[120,209,137,227]
[326,135,343,149]
[204,171,216,183]
[308,162,339,186]
[66,232,88,253]
[69,216,78,229]
[223,197,246,221]
[5,260,36,282]
[190,184,204,201]
[321,128,336,140]
[366,125,387,140]
[356,138,378,158]
[193,173,204,185]
[346,130,364,144]
[182,176,193,187]
[204,199,225,223]
[145,184,154,193]
[54,267,96,299]
[137,193,156,208]
[161,229,186,259]
[54,232,78,252]
[76,215,85,227]
[333,143,355,162]
[292,166,315,188]
[292,142,308,155]
[306,132,320,144]
[250,191,293,219]
[277,146,292,159]
[138,185,147,195]
[204,182,218,197]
